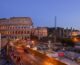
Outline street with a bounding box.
[9,46,66,65]
[1,43,79,65]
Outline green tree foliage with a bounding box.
[61,38,75,47]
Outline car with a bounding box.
[64,51,77,60]
[46,51,59,59]
[57,50,65,58]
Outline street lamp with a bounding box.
[31,40,35,47]
[48,40,51,51]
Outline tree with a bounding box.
[61,38,75,47]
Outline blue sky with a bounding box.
[0,0,80,29]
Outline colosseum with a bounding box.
[0,17,33,39]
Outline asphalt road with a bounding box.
[1,44,79,65]
[9,46,66,65]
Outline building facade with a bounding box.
[0,17,33,39]
[47,27,79,42]
[34,27,48,38]
[0,17,78,42]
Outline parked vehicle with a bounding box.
[64,51,77,60]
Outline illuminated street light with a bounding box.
[32,40,35,44]
[32,40,35,46]
[26,45,30,48]
[32,47,37,50]
[73,37,79,42]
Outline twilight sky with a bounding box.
[0,0,80,29]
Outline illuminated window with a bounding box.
[15,31,18,34]
[18,31,20,34]
[13,31,15,34]
[9,26,11,29]
[6,31,8,34]
[8,32,10,34]
[27,31,30,34]
[11,26,13,29]
[21,31,23,34]
[24,31,26,34]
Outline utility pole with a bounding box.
[48,40,51,51]
[55,16,57,29]
[54,16,57,43]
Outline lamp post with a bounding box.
[54,16,57,43]
[48,40,51,51]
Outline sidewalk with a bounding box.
[60,58,79,65]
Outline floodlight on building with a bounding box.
[72,32,78,36]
